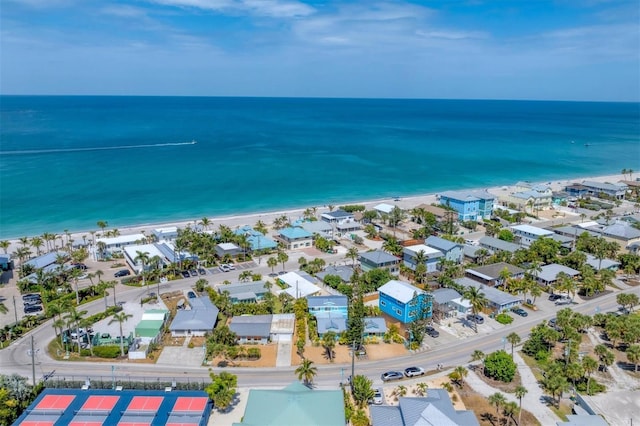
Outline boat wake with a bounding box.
[0,140,197,155]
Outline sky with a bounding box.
[1,0,639,101]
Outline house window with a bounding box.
[380,300,386,307]
[394,308,402,316]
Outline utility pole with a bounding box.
[13,296,18,325]
[31,335,36,386]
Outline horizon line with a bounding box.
[1,94,638,104]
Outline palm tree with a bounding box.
[109,311,133,357]
[322,331,337,362]
[199,217,211,230]
[134,250,150,292]
[488,392,506,416]
[267,257,278,274]
[79,318,95,356]
[514,385,528,425]
[626,345,640,372]
[416,382,428,396]
[506,332,521,358]
[503,401,518,425]
[0,240,10,254]
[295,358,317,387]
[64,307,87,354]
[462,286,487,333]
[346,247,359,267]
[449,365,468,387]
[470,349,485,370]
[277,251,289,272]
[581,355,598,394]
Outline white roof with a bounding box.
[511,224,554,236]
[219,242,240,250]
[97,233,146,245]
[277,272,321,299]
[378,280,425,304]
[153,226,177,233]
[451,297,472,308]
[123,243,165,261]
[403,244,442,256]
[141,311,167,321]
[577,221,599,229]
[374,203,396,214]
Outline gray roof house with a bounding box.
[585,254,620,271]
[229,314,273,345]
[537,264,580,286]
[363,317,388,338]
[316,265,354,283]
[431,288,462,319]
[215,242,243,257]
[465,262,525,287]
[479,236,520,254]
[24,251,67,270]
[425,236,464,263]
[316,314,347,338]
[218,281,271,304]
[170,297,219,337]
[299,220,333,239]
[370,389,479,426]
[359,249,400,275]
[455,277,522,312]
[320,209,355,224]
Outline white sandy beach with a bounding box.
[2,172,636,253]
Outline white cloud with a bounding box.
[145,0,315,17]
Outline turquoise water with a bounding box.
[1,96,639,239]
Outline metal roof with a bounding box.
[479,236,520,253]
[279,227,313,239]
[229,315,273,338]
[426,236,461,252]
[454,278,522,308]
[306,295,348,309]
[378,280,426,304]
[537,264,580,283]
[170,297,219,332]
[359,249,400,264]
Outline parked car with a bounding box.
[370,388,383,405]
[114,269,130,277]
[187,291,197,299]
[511,307,528,317]
[189,269,198,277]
[181,271,191,278]
[466,313,484,324]
[548,318,557,328]
[24,304,43,314]
[404,367,425,377]
[381,371,404,382]
[555,298,571,306]
[24,299,42,307]
[198,268,207,275]
[227,264,236,270]
[71,263,87,270]
[219,264,230,272]
[22,293,41,301]
[548,294,562,301]
[425,326,440,338]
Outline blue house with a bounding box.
[307,295,348,318]
[438,190,495,221]
[234,226,278,251]
[378,280,432,324]
[425,236,463,264]
[0,254,13,271]
[276,227,313,250]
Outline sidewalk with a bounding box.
[465,352,559,426]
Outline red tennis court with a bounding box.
[118,423,151,426]
[18,422,55,426]
[36,394,75,411]
[172,397,208,412]
[126,396,163,411]
[69,422,104,426]
[81,395,119,411]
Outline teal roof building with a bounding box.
[233,382,345,426]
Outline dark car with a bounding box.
[22,293,41,301]
[548,294,562,301]
[381,371,404,382]
[181,271,190,278]
[24,304,43,314]
[71,263,87,270]
[114,269,130,277]
[466,313,484,324]
[187,291,197,299]
[511,307,528,317]
[189,270,198,277]
[425,326,440,338]
[198,268,207,275]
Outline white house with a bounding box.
[511,224,554,247]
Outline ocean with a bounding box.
[1,96,639,239]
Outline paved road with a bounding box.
[4,282,637,390]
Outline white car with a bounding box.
[227,263,236,270]
[218,264,230,272]
[404,366,425,377]
[371,388,383,405]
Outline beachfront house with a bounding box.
[320,209,355,224]
[233,226,278,252]
[437,190,495,221]
[215,242,243,258]
[536,264,580,287]
[425,236,463,263]
[402,244,443,273]
[501,183,553,212]
[465,262,525,287]
[298,220,333,239]
[510,224,554,247]
[276,227,313,250]
[412,203,449,220]
[454,277,523,313]
[219,280,271,304]
[359,249,401,275]
[306,295,348,319]
[0,254,13,271]
[564,183,591,199]
[370,389,480,426]
[378,280,432,324]
[123,242,197,273]
[23,251,66,271]
[581,180,628,199]
[95,233,146,258]
[151,226,178,242]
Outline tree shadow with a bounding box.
[480,412,499,426]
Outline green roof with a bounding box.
[135,319,164,337]
[233,382,345,426]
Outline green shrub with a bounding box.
[247,347,261,359]
[93,345,124,358]
[577,378,606,395]
[484,350,517,382]
[495,313,514,325]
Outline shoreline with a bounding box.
[2,171,635,253]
